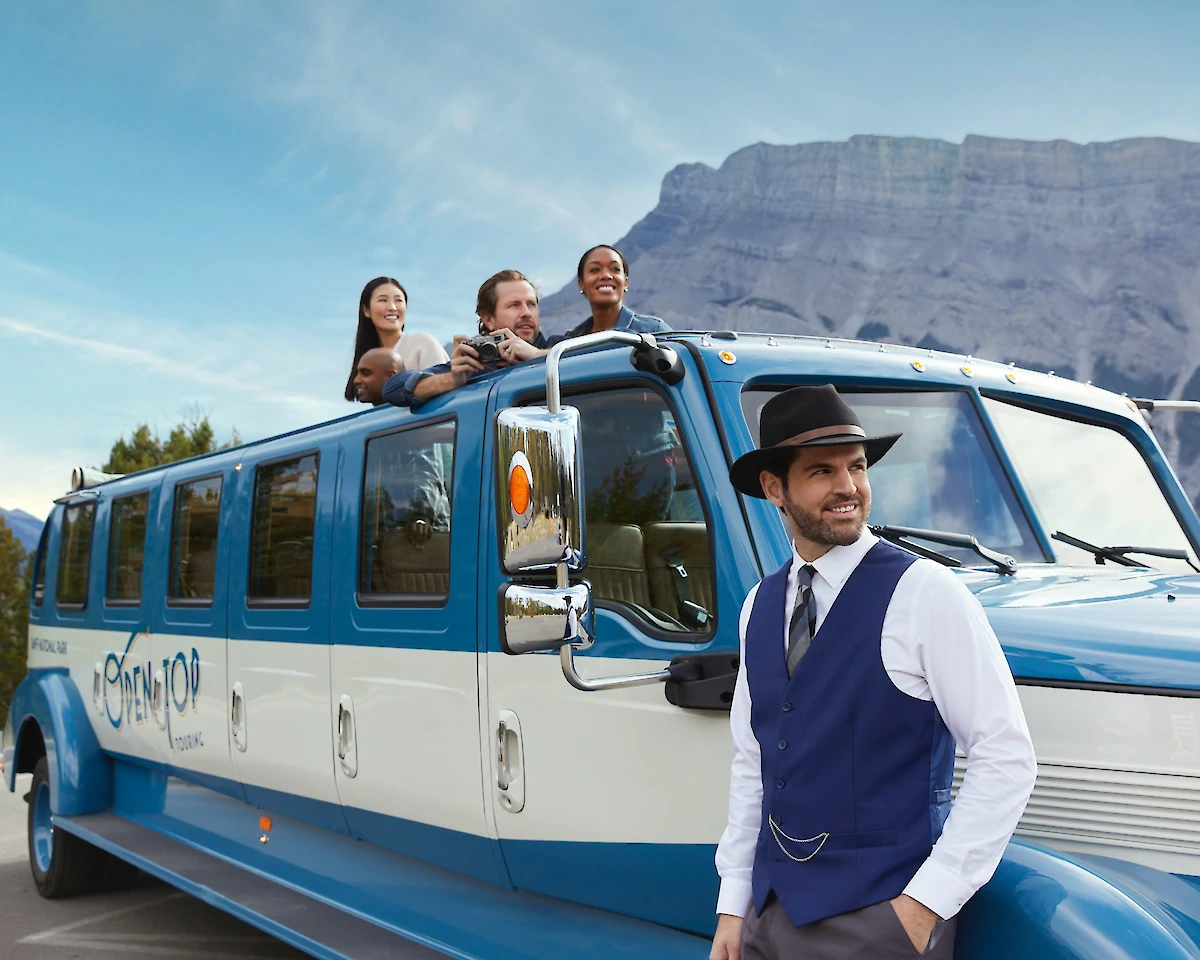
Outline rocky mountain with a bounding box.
[0,507,43,553]
[541,135,1200,505]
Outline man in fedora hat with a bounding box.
[711,385,1036,960]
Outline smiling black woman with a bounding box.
[566,244,672,337]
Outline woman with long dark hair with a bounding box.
[343,277,448,402]
[565,245,670,338]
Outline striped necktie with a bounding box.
[786,564,818,676]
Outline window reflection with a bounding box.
[571,388,714,635]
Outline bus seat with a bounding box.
[375,529,451,596]
[643,522,713,620]
[584,523,651,607]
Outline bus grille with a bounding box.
[953,757,1200,853]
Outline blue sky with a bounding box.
[2,0,1198,519]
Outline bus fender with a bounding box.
[959,837,1200,959]
[2,669,111,815]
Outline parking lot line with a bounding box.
[18,892,182,943]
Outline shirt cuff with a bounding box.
[902,856,977,920]
[716,878,754,918]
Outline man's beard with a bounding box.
[783,493,867,547]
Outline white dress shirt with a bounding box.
[715,529,1037,921]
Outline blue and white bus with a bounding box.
[7,330,1200,959]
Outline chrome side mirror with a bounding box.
[496,406,584,574]
[502,582,594,654]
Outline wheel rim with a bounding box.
[31,780,53,874]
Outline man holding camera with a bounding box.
[383,270,549,408]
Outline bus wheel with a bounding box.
[27,757,105,898]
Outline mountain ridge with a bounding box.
[0,506,45,553]
[540,134,1200,504]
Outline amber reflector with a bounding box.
[259,816,273,832]
[510,463,531,516]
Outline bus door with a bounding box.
[482,364,757,934]
[225,440,343,828]
[95,481,168,768]
[151,463,241,794]
[329,391,505,885]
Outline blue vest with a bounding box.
[746,541,955,928]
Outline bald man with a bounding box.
[354,347,403,406]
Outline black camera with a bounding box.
[463,332,507,363]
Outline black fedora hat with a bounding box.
[730,385,902,498]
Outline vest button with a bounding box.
[777,740,787,750]
[782,702,793,712]
[776,779,785,789]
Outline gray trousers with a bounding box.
[742,895,957,959]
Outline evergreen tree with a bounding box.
[103,414,239,474]
[0,518,29,722]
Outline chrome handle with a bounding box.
[152,670,166,729]
[497,720,510,791]
[494,710,524,813]
[558,643,671,692]
[337,704,348,760]
[336,695,357,777]
[230,682,247,751]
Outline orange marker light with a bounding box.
[259,816,272,832]
[509,463,531,517]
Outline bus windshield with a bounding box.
[982,397,1197,573]
[741,389,1045,565]
[741,388,1199,571]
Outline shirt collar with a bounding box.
[792,528,878,591]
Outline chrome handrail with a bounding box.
[544,331,651,414]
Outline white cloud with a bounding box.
[0,314,331,414]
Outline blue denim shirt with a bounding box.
[382,331,554,409]
[382,312,670,409]
[564,304,671,339]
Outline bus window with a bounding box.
[30,524,48,607]
[360,421,455,603]
[572,388,715,636]
[248,453,319,604]
[107,492,150,604]
[168,476,223,604]
[56,502,96,608]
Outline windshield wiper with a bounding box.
[1053,531,1200,572]
[871,525,1017,575]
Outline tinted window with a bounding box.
[741,389,1043,564]
[31,524,48,606]
[169,476,223,602]
[573,388,714,636]
[107,492,150,602]
[361,422,454,601]
[985,398,1197,571]
[56,503,95,607]
[249,453,319,602]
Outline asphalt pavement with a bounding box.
[0,773,308,959]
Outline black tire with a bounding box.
[27,757,107,898]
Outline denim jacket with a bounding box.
[382,331,555,409]
[382,312,671,409]
[564,304,671,339]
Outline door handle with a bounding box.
[230,682,247,752]
[92,662,103,715]
[152,668,167,730]
[495,709,524,814]
[336,695,358,778]
[496,720,509,791]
